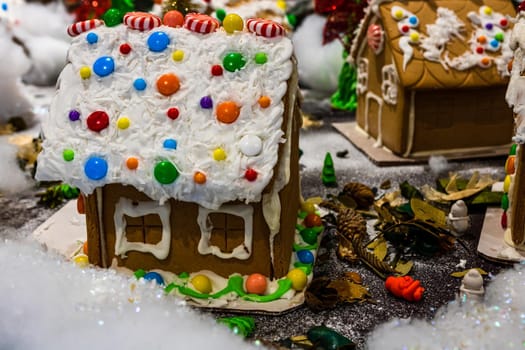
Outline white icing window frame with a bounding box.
[381,64,399,105]
[197,204,254,260]
[113,198,171,260]
[356,58,369,96]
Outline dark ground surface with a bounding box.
[0,98,510,349]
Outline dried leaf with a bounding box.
[465,171,479,190]
[400,181,423,200]
[394,260,414,276]
[337,240,359,263]
[445,173,459,193]
[410,198,447,228]
[305,277,339,312]
[327,279,371,303]
[289,335,313,347]
[380,179,392,190]
[344,272,362,284]
[338,193,357,209]
[450,268,488,278]
[470,191,503,206]
[371,239,388,261]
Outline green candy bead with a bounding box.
[63,149,75,161]
[154,160,179,184]
[254,52,267,64]
[510,143,517,156]
[300,228,318,245]
[103,8,124,27]
[501,193,509,210]
[223,52,246,72]
[216,8,226,22]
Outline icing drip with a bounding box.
[113,198,172,259]
[197,204,254,260]
[420,7,464,69]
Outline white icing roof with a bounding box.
[36,24,294,209]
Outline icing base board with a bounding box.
[333,121,510,166]
[32,201,310,314]
[478,206,525,263]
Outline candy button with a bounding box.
[124,12,162,31]
[476,46,484,54]
[167,107,179,120]
[194,171,207,184]
[483,6,493,15]
[244,168,257,181]
[84,156,108,180]
[245,273,267,295]
[73,254,89,268]
[69,110,81,121]
[223,52,246,72]
[409,31,419,42]
[117,117,130,129]
[393,9,403,19]
[408,15,418,26]
[93,56,115,77]
[506,155,516,174]
[163,138,177,149]
[216,8,226,22]
[87,111,109,132]
[163,10,184,28]
[255,52,267,64]
[67,19,104,36]
[246,18,285,37]
[485,22,493,31]
[144,272,164,285]
[495,33,504,42]
[297,249,314,264]
[500,18,508,27]
[213,147,226,161]
[120,43,132,54]
[154,160,179,184]
[172,50,184,61]
[211,64,223,76]
[126,157,139,170]
[134,78,147,91]
[489,39,499,48]
[80,66,91,79]
[156,73,180,96]
[148,31,170,52]
[501,193,509,211]
[200,96,213,109]
[63,149,75,161]
[287,268,307,291]
[216,101,240,124]
[510,144,517,155]
[258,96,271,108]
[223,13,243,34]
[239,135,262,156]
[401,25,409,33]
[86,32,98,44]
[503,175,511,193]
[191,274,212,294]
[477,36,487,44]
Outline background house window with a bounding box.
[381,65,399,105]
[357,58,369,95]
[123,213,162,245]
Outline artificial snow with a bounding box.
[367,263,525,349]
[293,13,344,93]
[0,142,32,195]
[428,155,450,174]
[0,240,261,350]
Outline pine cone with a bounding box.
[341,182,375,209]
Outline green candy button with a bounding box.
[154,160,179,184]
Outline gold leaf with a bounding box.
[305,196,323,205]
[450,268,488,278]
[371,239,388,261]
[344,272,362,284]
[327,279,371,303]
[410,198,447,227]
[445,173,459,194]
[289,335,313,346]
[394,260,414,276]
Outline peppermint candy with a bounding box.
[246,18,285,38]
[367,24,384,54]
[184,13,219,34]
[67,19,104,37]
[123,12,162,31]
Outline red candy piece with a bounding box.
[401,25,409,33]
[476,46,484,54]
[501,211,508,229]
[87,111,109,132]
[67,19,104,37]
[245,168,258,181]
[167,107,179,120]
[124,12,162,31]
[385,276,424,302]
[500,18,508,27]
[246,18,286,38]
[184,13,219,34]
[211,65,223,76]
[120,43,132,54]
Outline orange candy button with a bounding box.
[157,73,180,96]
[194,171,207,184]
[126,157,139,170]
[258,96,271,108]
[216,101,240,124]
[477,36,487,44]
[506,156,516,174]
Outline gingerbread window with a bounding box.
[113,198,171,260]
[357,58,369,95]
[197,204,254,260]
[381,65,399,105]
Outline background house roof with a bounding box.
[354,0,516,89]
[36,24,295,209]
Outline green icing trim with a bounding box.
[134,269,146,279]
[293,243,318,251]
[294,262,313,275]
[296,223,305,231]
[298,211,308,220]
[164,275,293,303]
[178,271,189,279]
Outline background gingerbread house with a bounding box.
[350,0,515,158]
[36,18,301,279]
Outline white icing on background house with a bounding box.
[381,64,398,105]
[356,58,369,95]
[36,24,294,210]
[506,16,525,144]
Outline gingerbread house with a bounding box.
[503,13,525,249]
[36,14,302,280]
[350,0,515,158]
